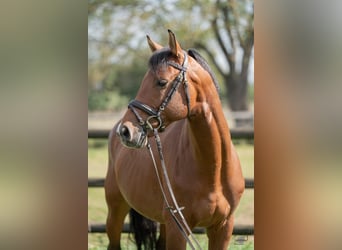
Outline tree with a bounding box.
[195,0,254,110]
[88,0,254,111]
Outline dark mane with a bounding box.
[188,49,220,92]
[148,48,220,93]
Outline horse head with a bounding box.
[117,30,194,148]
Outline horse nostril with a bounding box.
[120,125,131,140]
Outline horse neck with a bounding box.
[187,92,231,184]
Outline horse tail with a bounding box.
[129,209,157,250]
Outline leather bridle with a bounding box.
[128,51,190,132]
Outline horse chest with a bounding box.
[114,151,167,221]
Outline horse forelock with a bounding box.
[148,48,173,71]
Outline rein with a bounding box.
[147,129,202,250]
[128,52,202,250]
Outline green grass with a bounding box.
[88,139,254,249]
[88,234,254,250]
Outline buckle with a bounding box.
[145,115,162,131]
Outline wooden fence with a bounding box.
[88,128,254,235]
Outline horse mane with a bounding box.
[148,48,220,93]
[187,48,220,92]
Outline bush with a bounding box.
[88,91,129,111]
[88,91,108,111]
[106,91,129,111]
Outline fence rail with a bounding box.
[88,128,254,140]
[88,178,254,189]
[88,223,254,236]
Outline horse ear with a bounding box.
[146,35,163,52]
[168,29,182,57]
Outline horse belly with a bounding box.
[114,147,165,222]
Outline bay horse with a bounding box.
[105,30,244,250]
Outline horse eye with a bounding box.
[157,79,168,87]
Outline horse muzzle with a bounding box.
[116,122,147,149]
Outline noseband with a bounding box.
[128,51,190,132]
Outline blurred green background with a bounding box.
[88,0,254,112]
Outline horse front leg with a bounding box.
[105,201,129,250]
[105,169,130,250]
[164,217,187,250]
[207,216,234,250]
